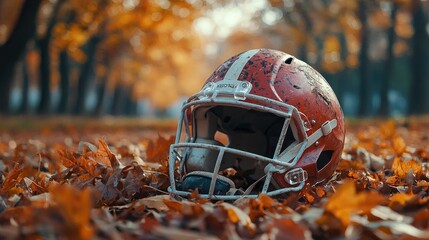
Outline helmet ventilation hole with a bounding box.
[284,57,294,64]
[316,150,333,171]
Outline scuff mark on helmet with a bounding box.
[318,91,331,106]
[254,82,259,88]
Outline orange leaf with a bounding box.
[315,186,326,198]
[318,180,385,229]
[50,184,93,239]
[392,157,423,179]
[303,188,315,204]
[380,120,396,139]
[227,208,240,224]
[163,198,183,212]
[219,202,255,231]
[258,194,277,208]
[389,192,414,206]
[0,167,24,195]
[392,136,406,155]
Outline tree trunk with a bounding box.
[358,0,371,117]
[125,98,137,116]
[37,37,51,114]
[57,51,70,114]
[73,36,101,115]
[379,2,397,117]
[94,76,108,116]
[110,84,125,116]
[0,76,14,114]
[124,87,136,116]
[110,85,136,116]
[19,53,30,114]
[37,0,64,114]
[0,0,42,114]
[337,32,349,107]
[408,0,429,115]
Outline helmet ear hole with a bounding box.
[316,150,334,171]
[284,57,294,64]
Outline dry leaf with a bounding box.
[318,180,385,230]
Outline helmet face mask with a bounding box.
[168,49,345,200]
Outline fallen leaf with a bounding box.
[264,218,312,240]
[50,184,93,239]
[218,202,255,232]
[392,157,423,179]
[317,180,385,231]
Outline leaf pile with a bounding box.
[0,120,429,239]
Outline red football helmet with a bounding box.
[168,49,345,200]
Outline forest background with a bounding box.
[1,0,428,118]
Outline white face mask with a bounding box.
[167,83,337,200]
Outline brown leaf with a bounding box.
[138,195,170,211]
[145,135,174,166]
[265,218,311,240]
[152,226,219,240]
[413,209,429,229]
[57,148,78,168]
[95,169,123,205]
[98,140,120,169]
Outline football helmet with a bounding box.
[168,49,345,200]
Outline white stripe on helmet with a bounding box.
[224,49,260,81]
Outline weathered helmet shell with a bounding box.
[204,49,345,187]
[168,49,345,200]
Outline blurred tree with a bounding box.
[19,0,208,116]
[58,50,71,113]
[38,0,66,114]
[334,31,348,106]
[73,35,102,114]
[408,0,429,115]
[1,0,427,117]
[270,0,314,63]
[379,1,398,117]
[264,0,421,117]
[358,0,371,117]
[0,0,42,114]
[19,49,30,114]
[72,0,110,115]
[266,0,358,106]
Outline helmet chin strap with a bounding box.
[275,119,337,166]
[307,119,338,146]
[268,119,338,174]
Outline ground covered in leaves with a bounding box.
[0,117,429,239]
